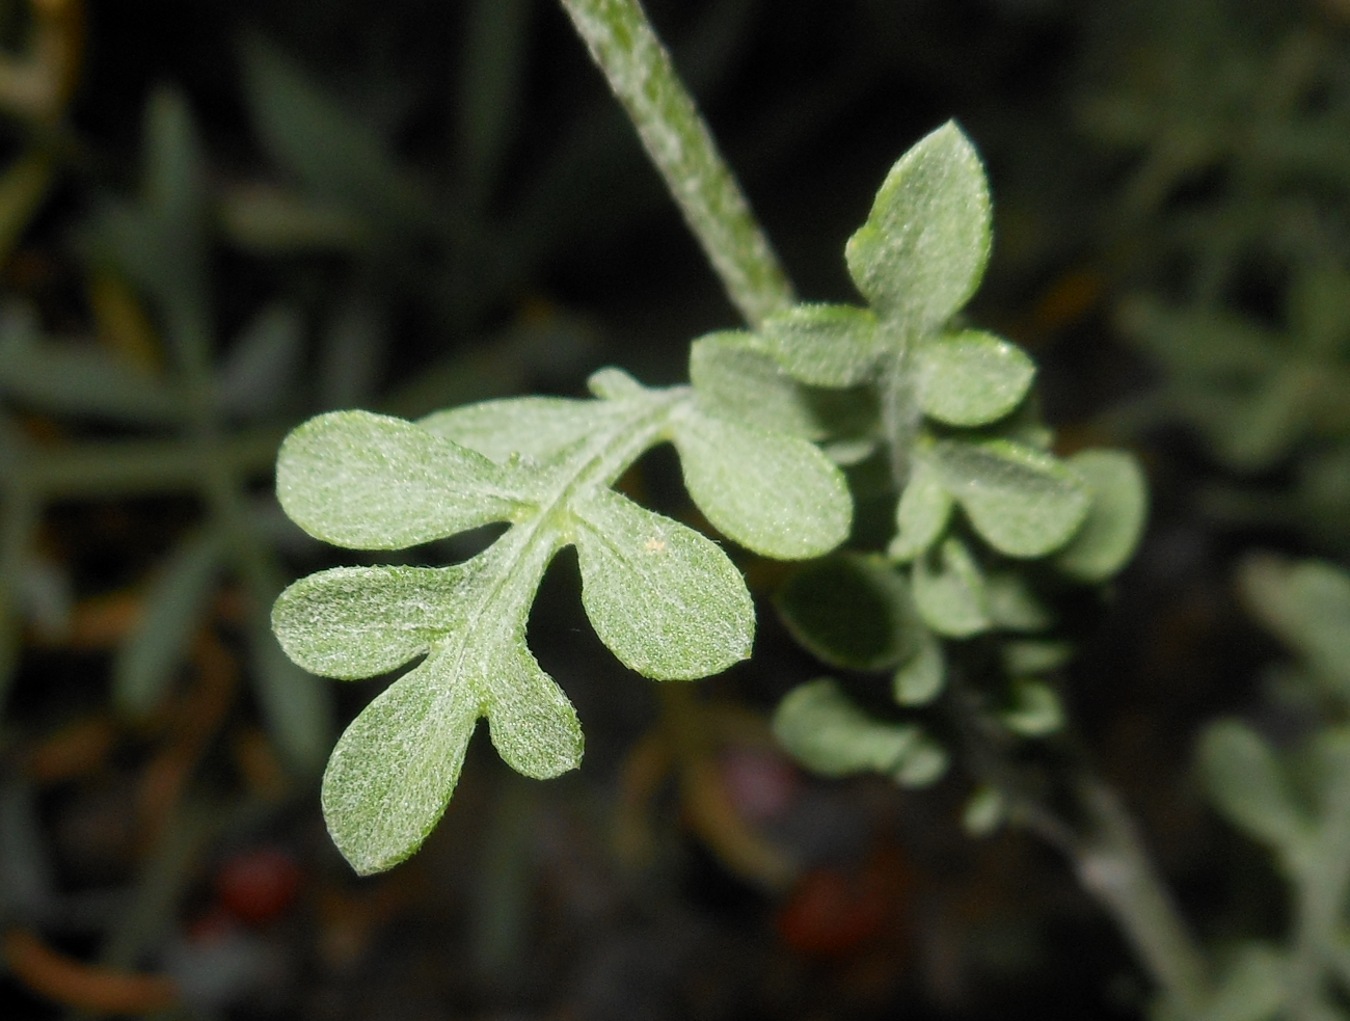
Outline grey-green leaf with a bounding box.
[912,537,990,637]
[276,411,523,549]
[892,629,945,705]
[915,330,1035,427]
[673,407,851,559]
[321,655,482,875]
[115,530,224,716]
[844,122,992,329]
[421,395,614,464]
[1199,720,1308,852]
[688,331,826,439]
[756,303,882,387]
[573,490,753,680]
[773,679,923,778]
[774,554,918,671]
[931,438,1091,558]
[272,565,462,679]
[1239,556,1350,701]
[889,456,953,561]
[482,642,584,780]
[999,678,1064,737]
[1053,450,1148,581]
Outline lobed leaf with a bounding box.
[844,122,991,330]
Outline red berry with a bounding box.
[214,847,301,925]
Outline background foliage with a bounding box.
[3,0,1350,1018]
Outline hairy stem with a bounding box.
[557,0,794,328]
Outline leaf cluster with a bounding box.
[735,124,1147,798]
[1193,557,1350,1021]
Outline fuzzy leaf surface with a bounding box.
[844,122,991,329]
[915,330,1035,427]
[755,304,882,387]
[930,438,1091,558]
[275,369,847,872]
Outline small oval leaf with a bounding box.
[756,303,882,387]
[674,409,852,560]
[321,655,482,875]
[912,537,990,637]
[1053,450,1148,582]
[277,411,522,549]
[931,438,1092,558]
[272,565,463,679]
[484,643,584,780]
[889,456,953,561]
[773,679,921,778]
[844,122,991,329]
[573,491,753,680]
[915,330,1035,426]
[774,554,918,671]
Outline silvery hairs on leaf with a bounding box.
[273,367,849,873]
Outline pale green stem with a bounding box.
[1072,779,1212,1018]
[557,0,795,328]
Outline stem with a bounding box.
[557,0,795,328]
[950,682,1210,1015]
[1072,779,1211,1018]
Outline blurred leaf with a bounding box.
[239,35,433,230]
[0,305,185,424]
[0,148,55,264]
[1053,450,1148,582]
[215,304,304,420]
[999,677,1063,737]
[930,438,1092,558]
[913,536,990,637]
[114,530,225,718]
[1240,556,1350,701]
[773,678,925,778]
[888,456,953,561]
[774,553,918,671]
[892,628,945,706]
[457,0,532,210]
[1199,719,1309,852]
